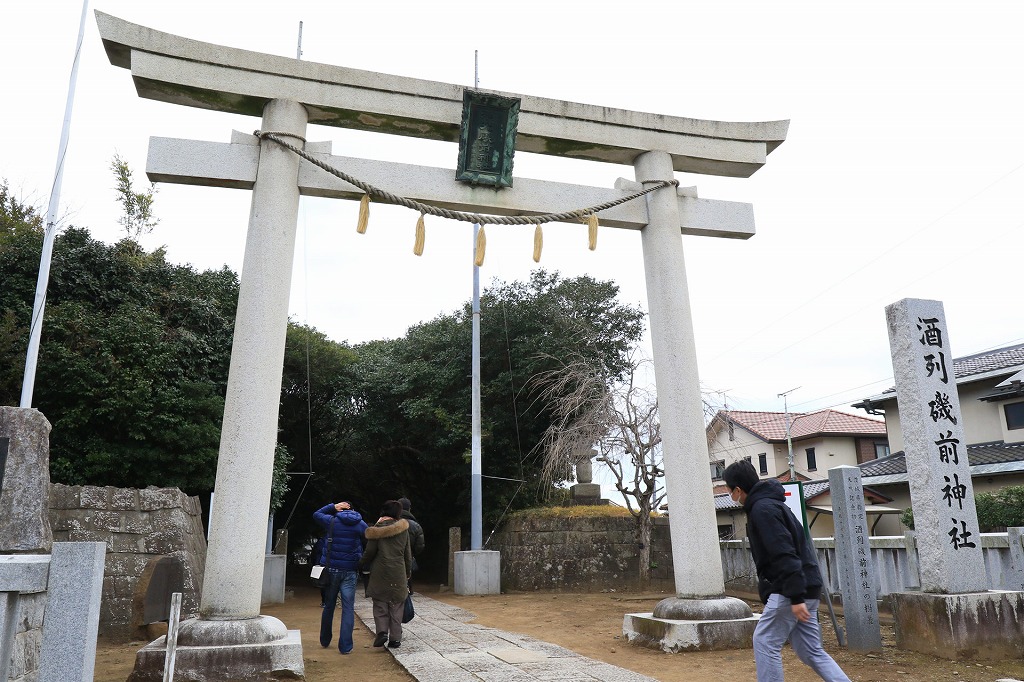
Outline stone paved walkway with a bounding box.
[354,593,657,682]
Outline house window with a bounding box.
[758,453,768,474]
[710,460,726,480]
[1006,402,1024,431]
[875,443,890,459]
[806,447,817,471]
[718,524,735,540]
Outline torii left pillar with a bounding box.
[130,99,307,679]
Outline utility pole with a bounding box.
[778,386,800,480]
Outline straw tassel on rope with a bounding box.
[475,226,487,267]
[532,224,543,263]
[355,194,370,234]
[587,214,599,251]
[413,214,426,256]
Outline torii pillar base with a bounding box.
[624,596,757,652]
[128,616,304,681]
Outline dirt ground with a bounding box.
[94,585,1024,682]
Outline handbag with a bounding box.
[310,563,330,588]
[311,516,336,589]
[402,592,415,624]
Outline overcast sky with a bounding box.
[5,0,1024,429]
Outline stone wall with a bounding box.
[48,484,207,639]
[494,511,1024,600]
[492,514,675,592]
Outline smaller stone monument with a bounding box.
[828,466,882,651]
[570,449,607,505]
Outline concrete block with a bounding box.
[39,542,106,682]
[623,612,758,652]
[110,488,139,510]
[139,488,181,511]
[79,486,110,509]
[261,554,286,605]
[892,590,1024,660]
[0,556,50,593]
[454,550,500,595]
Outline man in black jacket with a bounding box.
[723,460,850,682]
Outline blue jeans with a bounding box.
[753,594,851,682]
[320,569,358,653]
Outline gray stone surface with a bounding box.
[199,97,306,623]
[0,408,52,554]
[493,515,675,592]
[885,299,987,593]
[454,550,501,595]
[128,619,303,682]
[38,542,105,682]
[892,590,1024,660]
[356,594,657,681]
[828,466,882,650]
[149,136,758,239]
[261,554,286,605]
[652,596,751,620]
[636,151,724,599]
[623,611,758,653]
[97,12,787,179]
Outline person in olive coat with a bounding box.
[359,499,412,648]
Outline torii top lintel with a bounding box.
[96,12,788,179]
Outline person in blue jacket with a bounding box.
[723,460,850,682]
[313,500,368,654]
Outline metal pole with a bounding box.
[21,0,89,408]
[296,21,303,60]
[778,386,800,480]
[470,49,483,551]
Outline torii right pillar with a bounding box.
[623,151,759,651]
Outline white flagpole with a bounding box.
[470,49,483,551]
[21,0,90,408]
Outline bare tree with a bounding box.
[532,351,665,588]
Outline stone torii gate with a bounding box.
[97,11,787,676]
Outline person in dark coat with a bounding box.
[359,499,412,648]
[723,460,850,682]
[397,497,425,590]
[312,500,368,654]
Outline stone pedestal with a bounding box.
[128,616,303,681]
[454,550,500,595]
[623,597,757,652]
[891,590,1024,660]
[569,482,605,505]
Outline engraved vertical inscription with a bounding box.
[0,437,8,495]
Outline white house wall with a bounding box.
[708,423,777,478]
[881,380,1018,452]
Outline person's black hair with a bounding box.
[398,497,411,512]
[723,459,759,494]
[381,499,403,519]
